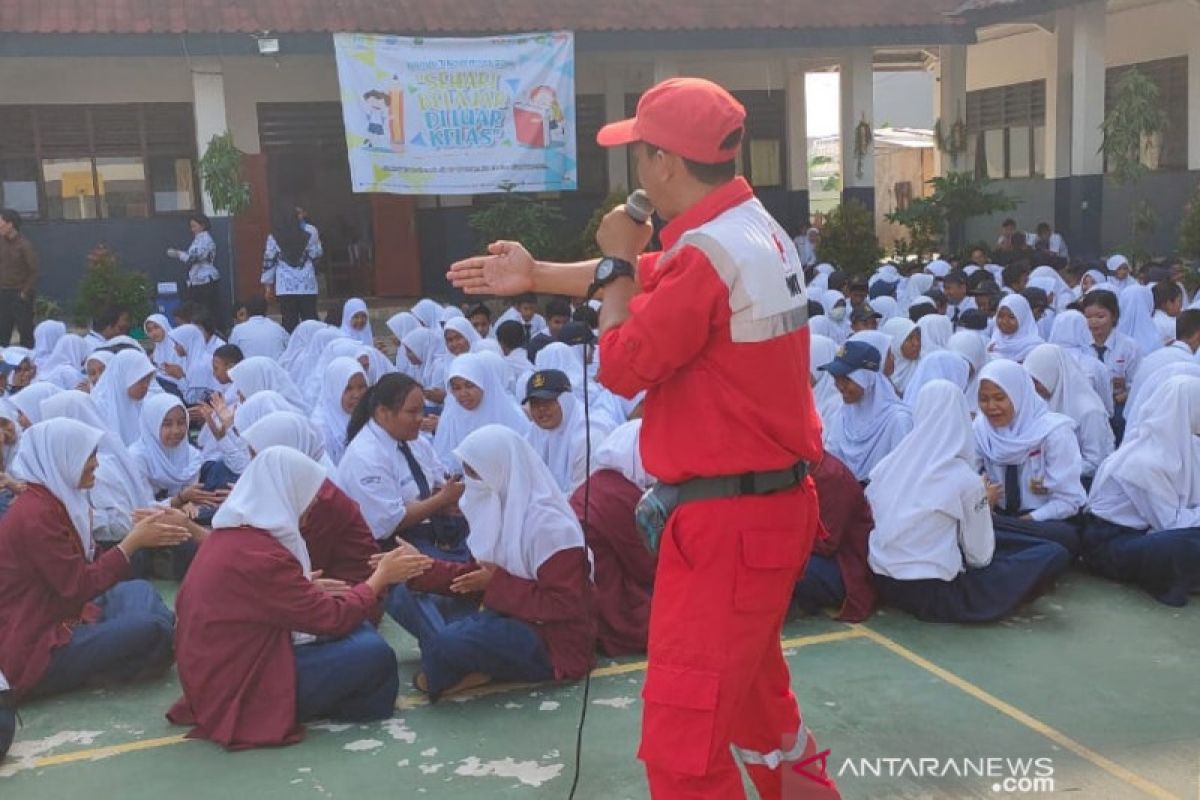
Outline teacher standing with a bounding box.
[262,202,322,333]
[167,213,225,332]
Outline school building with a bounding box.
[0,0,1196,304]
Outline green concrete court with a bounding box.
[3,570,1198,799]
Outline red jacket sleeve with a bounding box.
[309,486,379,584]
[406,558,479,595]
[483,547,590,625]
[240,549,377,638]
[598,245,728,398]
[20,504,131,610]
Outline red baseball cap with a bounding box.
[596,77,746,165]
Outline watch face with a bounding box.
[597,259,614,281]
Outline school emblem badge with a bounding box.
[532,373,546,388]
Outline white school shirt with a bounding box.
[1026,232,1069,258]
[978,425,1086,521]
[1152,310,1176,347]
[945,296,977,324]
[337,420,445,541]
[84,331,107,350]
[868,482,994,581]
[1094,329,1141,388]
[1088,473,1200,532]
[492,307,548,340]
[230,316,290,360]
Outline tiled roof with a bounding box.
[0,0,968,35]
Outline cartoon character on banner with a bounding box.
[513,85,566,149]
[361,88,406,152]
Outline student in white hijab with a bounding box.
[902,350,971,409]
[142,313,184,394]
[880,318,920,394]
[1106,254,1133,291]
[1029,266,1071,313]
[434,353,531,471]
[916,312,952,355]
[809,334,842,447]
[90,348,157,446]
[386,424,593,700]
[279,320,328,384]
[411,298,445,330]
[590,418,654,490]
[974,359,1086,554]
[311,357,368,466]
[901,273,935,313]
[339,297,374,346]
[1023,344,1114,479]
[401,328,449,405]
[868,380,1070,622]
[986,294,1043,362]
[300,338,363,408]
[241,411,335,470]
[948,330,989,413]
[443,316,482,357]
[170,323,220,404]
[32,320,66,370]
[817,292,850,344]
[130,393,206,507]
[290,327,346,394]
[357,345,395,386]
[871,296,898,323]
[1047,310,1115,416]
[1084,375,1200,606]
[1117,284,1164,357]
[10,382,62,428]
[85,350,112,389]
[533,342,624,429]
[522,369,613,494]
[35,364,87,391]
[1122,362,1200,440]
[821,339,913,482]
[229,356,308,413]
[40,390,155,546]
[38,333,89,376]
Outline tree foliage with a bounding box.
[819,200,883,275]
[886,171,1018,255]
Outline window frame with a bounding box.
[966,81,1046,180]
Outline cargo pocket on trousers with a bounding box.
[638,663,721,777]
[733,528,805,613]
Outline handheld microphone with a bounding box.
[625,189,655,225]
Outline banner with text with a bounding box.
[333,31,577,195]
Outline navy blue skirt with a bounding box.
[1081,517,1200,607]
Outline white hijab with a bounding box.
[242,410,335,469]
[902,273,935,311]
[973,359,1075,465]
[1023,344,1109,425]
[1030,266,1071,312]
[280,321,330,383]
[1124,362,1200,438]
[11,382,64,427]
[881,318,919,392]
[534,343,625,427]
[32,320,67,369]
[311,357,366,465]
[948,330,989,412]
[903,350,971,408]
[1117,284,1164,356]
[10,418,104,560]
[444,316,483,353]
[292,327,346,391]
[40,333,90,373]
[84,350,113,387]
[234,389,296,431]
[402,327,449,390]
[35,365,87,391]
[129,393,203,496]
[871,296,898,322]
[525,390,611,494]
[144,313,182,374]
[809,334,842,445]
[435,353,531,468]
[411,298,445,330]
[1049,310,1096,361]
[230,356,308,412]
[386,311,421,343]
[89,348,155,445]
[302,338,364,407]
[987,294,1043,363]
[867,380,982,540]
[917,312,953,354]
[339,297,374,346]
[454,424,587,580]
[0,399,21,470]
[834,360,912,480]
[591,419,654,490]
[1089,375,1200,521]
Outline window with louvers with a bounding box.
[966,81,1046,180]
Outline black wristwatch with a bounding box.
[587,257,636,299]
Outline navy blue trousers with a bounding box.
[874,531,1070,623]
[1082,518,1200,607]
[992,513,1081,558]
[386,585,552,699]
[34,580,175,697]
[792,554,845,614]
[294,624,399,722]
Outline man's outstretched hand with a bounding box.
[447,240,536,296]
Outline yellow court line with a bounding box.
[34,734,190,768]
[854,623,1180,800]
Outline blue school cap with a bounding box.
[869,280,898,299]
[523,369,572,403]
[817,340,882,378]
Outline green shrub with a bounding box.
[72,244,153,328]
[468,183,565,260]
[579,189,628,260]
[819,201,883,275]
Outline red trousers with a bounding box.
[639,479,840,799]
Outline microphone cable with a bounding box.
[566,329,594,800]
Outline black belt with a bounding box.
[675,462,808,506]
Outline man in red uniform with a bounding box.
[449,77,837,799]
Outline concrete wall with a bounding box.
[1100,170,1200,256]
[962,178,1057,249]
[875,147,934,251]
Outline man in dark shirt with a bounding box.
[0,209,38,348]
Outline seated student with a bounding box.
[1107,254,1134,292]
[241,411,378,584]
[387,425,595,700]
[568,420,655,656]
[820,340,913,482]
[401,328,449,407]
[0,402,23,518]
[84,305,131,350]
[975,359,1087,555]
[433,353,531,470]
[205,343,244,411]
[869,380,1070,622]
[1023,344,1114,480]
[91,348,157,446]
[169,447,431,749]
[83,349,111,390]
[1118,284,1165,357]
[809,335,843,448]
[943,271,977,327]
[229,296,289,360]
[1123,310,1200,425]
[467,303,492,340]
[1048,310,1115,417]
[792,450,877,622]
[916,311,953,355]
[443,316,482,357]
[523,369,613,495]
[492,293,548,345]
[880,318,920,395]
[10,381,61,429]
[339,374,467,554]
[170,322,221,405]
[987,294,1043,362]
[1022,286,1054,341]
[1084,375,1200,606]
[310,357,368,466]
[142,314,185,398]
[1150,280,1183,348]
[496,320,534,394]
[0,418,188,700]
[526,297,573,355]
[338,298,374,347]
[849,303,881,334]
[902,349,971,408]
[1081,289,1141,436]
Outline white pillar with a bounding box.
[785,59,809,192]
[1070,1,1106,177]
[933,45,967,175]
[1189,5,1200,170]
[191,59,231,217]
[840,48,875,191]
[604,67,630,193]
[1045,8,1075,179]
[653,60,679,84]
